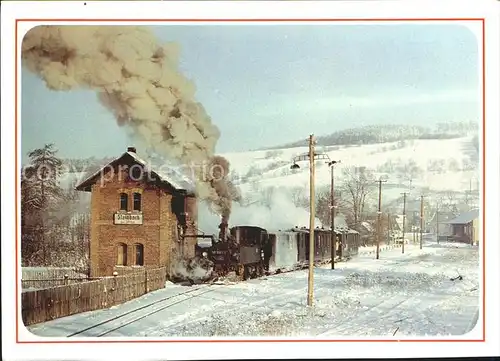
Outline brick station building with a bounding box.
[75,147,198,277]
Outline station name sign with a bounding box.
[114,213,143,225]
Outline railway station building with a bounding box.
[76,147,198,277]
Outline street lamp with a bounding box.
[290,134,330,307]
[327,160,341,269]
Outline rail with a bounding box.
[67,285,217,337]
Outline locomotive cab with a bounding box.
[230,226,269,280]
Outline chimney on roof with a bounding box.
[127,146,137,153]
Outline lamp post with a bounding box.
[327,160,341,269]
[290,134,331,307]
[436,199,441,244]
[420,195,425,250]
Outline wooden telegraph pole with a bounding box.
[420,195,425,249]
[308,134,315,307]
[331,165,335,270]
[328,160,340,269]
[436,200,440,245]
[387,213,391,244]
[290,135,331,308]
[401,192,408,254]
[375,179,387,259]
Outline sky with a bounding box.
[21,24,479,160]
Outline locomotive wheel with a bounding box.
[236,264,244,277]
[257,265,264,277]
[251,266,259,279]
[243,266,250,280]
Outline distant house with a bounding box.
[389,215,401,232]
[445,209,480,245]
[427,210,455,239]
[393,215,405,232]
[357,221,375,246]
[387,215,402,242]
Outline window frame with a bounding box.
[116,243,128,266]
[134,243,144,266]
[133,192,142,212]
[119,193,128,211]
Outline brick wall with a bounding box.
[88,163,197,277]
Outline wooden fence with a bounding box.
[21,267,91,290]
[21,267,167,326]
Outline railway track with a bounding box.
[66,263,323,337]
[66,285,217,337]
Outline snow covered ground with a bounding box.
[28,241,479,338]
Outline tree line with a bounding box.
[265,121,478,150]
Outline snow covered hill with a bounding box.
[224,135,479,199]
[55,134,479,232]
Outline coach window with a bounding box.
[133,192,142,212]
[117,243,127,266]
[120,193,128,211]
[135,243,144,266]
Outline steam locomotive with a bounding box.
[196,223,361,281]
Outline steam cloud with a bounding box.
[21,25,238,220]
[198,188,324,233]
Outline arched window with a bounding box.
[133,192,142,211]
[117,243,127,266]
[120,193,128,211]
[135,243,144,266]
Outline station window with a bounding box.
[135,243,144,266]
[133,192,142,211]
[117,243,128,266]
[120,193,128,211]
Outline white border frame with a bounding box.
[2,1,499,360]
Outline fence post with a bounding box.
[112,271,118,291]
[145,268,149,294]
[64,274,69,286]
[111,271,118,306]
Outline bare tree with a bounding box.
[340,166,375,230]
[443,191,459,214]
[314,185,342,228]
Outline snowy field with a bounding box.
[58,136,478,197]
[27,240,479,339]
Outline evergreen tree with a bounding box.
[21,144,63,265]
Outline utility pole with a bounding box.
[401,192,408,254]
[327,160,341,270]
[436,204,440,245]
[308,135,315,307]
[387,213,391,244]
[420,195,424,249]
[375,179,387,259]
[290,135,331,308]
[413,220,416,244]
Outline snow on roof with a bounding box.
[283,225,358,234]
[361,221,374,232]
[446,209,479,225]
[75,149,196,193]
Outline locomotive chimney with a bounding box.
[219,218,228,241]
[127,146,137,153]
